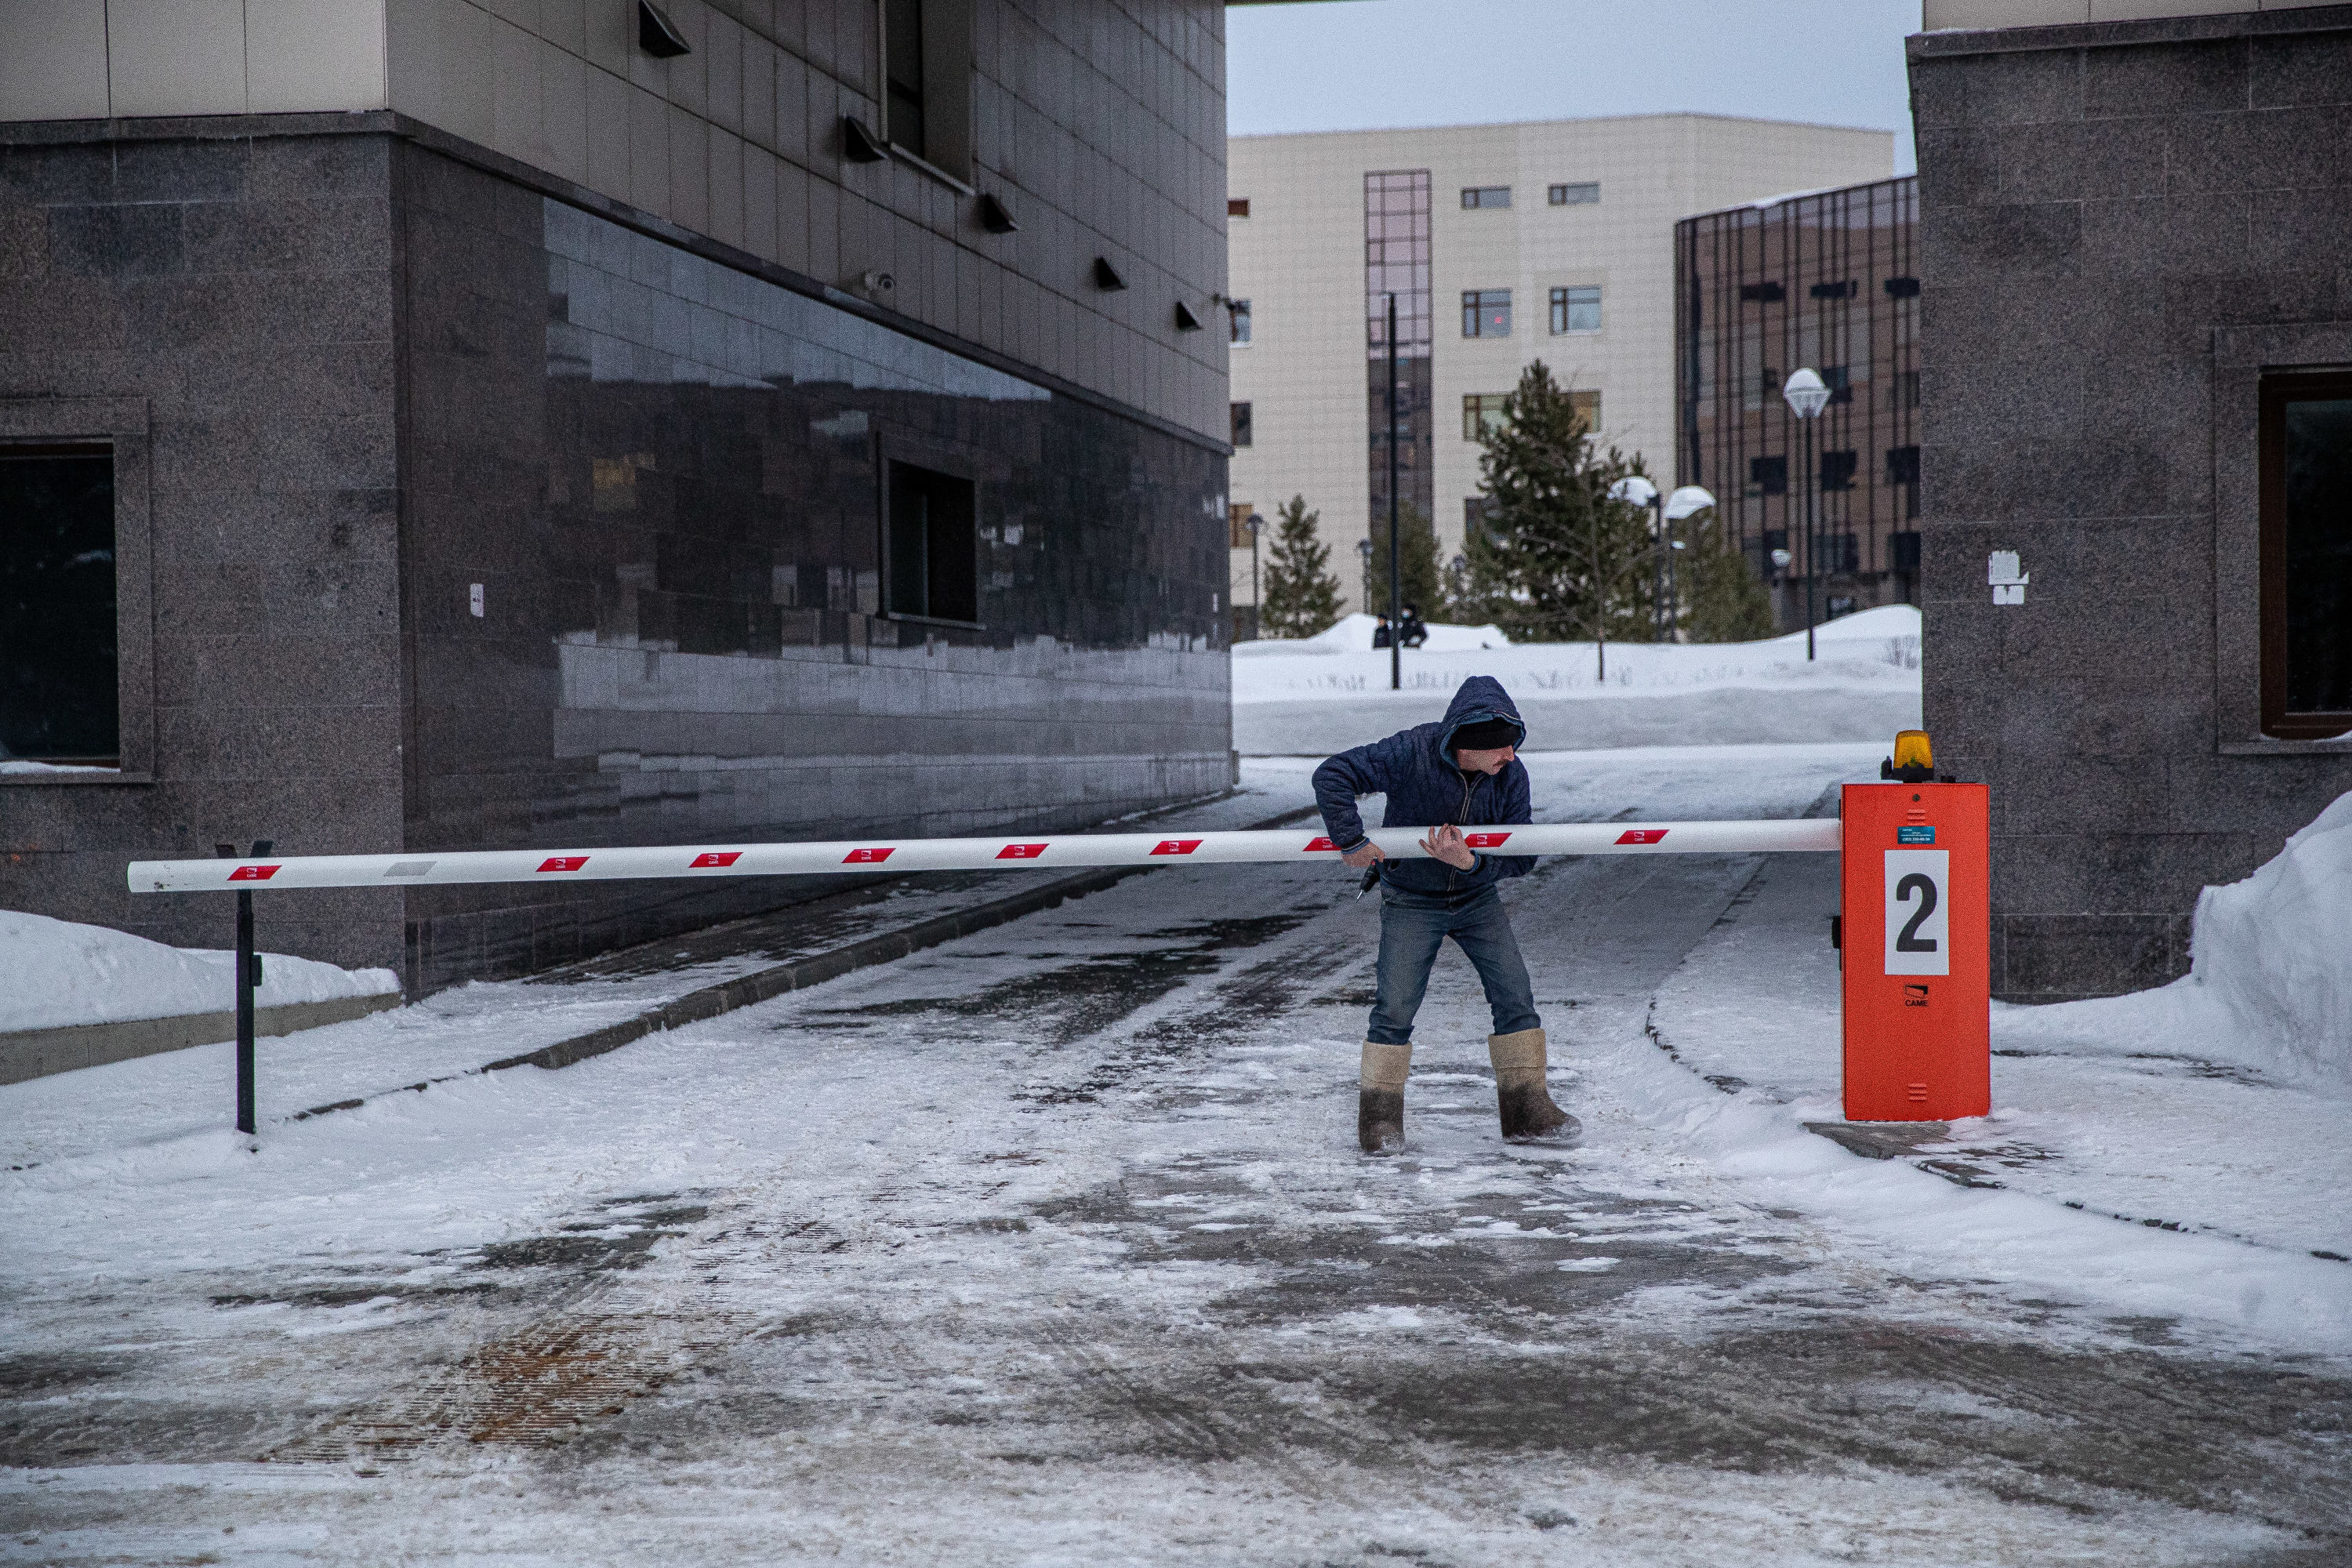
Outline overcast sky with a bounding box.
[1226,0,1920,176]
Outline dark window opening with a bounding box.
[1461,186,1511,209]
[1461,289,1511,337]
[1749,454,1788,495]
[2259,372,2352,735]
[1740,281,1784,303]
[1809,280,1857,300]
[1465,497,1487,536]
[1823,365,1853,405]
[1229,198,1250,218]
[1231,401,1253,447]
[1886,445,1921,486]
[1884,275,1922,299]
[1824,532,1860,572]
[885,460,977,622]
[1820,450,1858,491]
[0,445,118,764]
[1229,298,1252,345]
[1889,531,1922,573]
[884,0,927,158]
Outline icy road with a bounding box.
[4,746,2347,1565]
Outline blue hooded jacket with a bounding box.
[1312,675,1536,898]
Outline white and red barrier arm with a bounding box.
[125,818,1841,894]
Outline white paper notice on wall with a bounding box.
[470,583,485,618]
[1987,550,2027,605]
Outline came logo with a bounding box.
[1904,982,1930,1008]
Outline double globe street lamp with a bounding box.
[1606,475,1719,641]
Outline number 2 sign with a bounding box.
[1882,850,1949,976]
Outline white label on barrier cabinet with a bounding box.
[1883,850,1949,977]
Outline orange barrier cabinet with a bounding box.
[1839,778,1991,1121]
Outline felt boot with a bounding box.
[1489,1029,1577,1141]
[1358,1042,1411,1153]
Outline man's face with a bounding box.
[1454,744,1515,775]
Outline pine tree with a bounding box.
[1458,361,1655,674]
[1679,506,1777,643]
[1258,494,1345,638]
[1366,499,1443,622]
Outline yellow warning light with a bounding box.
[1893,730,1933,773]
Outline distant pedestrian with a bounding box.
[1312,677,1577,1153]
[1370,615,1393,649]
[1398,604,1429,648]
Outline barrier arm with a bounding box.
[128,818,1843,893]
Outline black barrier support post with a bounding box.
[220,839,273,1136]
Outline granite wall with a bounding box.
[0,122,1229,991]
[1910,7,2352,1000]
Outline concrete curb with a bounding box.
[0,991,405,1087]
[289,804,1324,1124]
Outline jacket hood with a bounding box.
[1436,675,1526,760]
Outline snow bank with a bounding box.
[1232,605,1922,754]
[0,909,399,1035]
[1997,790,2352,1092]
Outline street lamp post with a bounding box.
[1781,368,1831,661]
[1246,511,1264,640]
[1661,485,1715,641]
[1604,477,1719,641]
[1357,537,1374,615]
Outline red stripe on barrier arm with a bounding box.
[537,855,590,873]
[1304,837,1338,852]
[840,847,895,864]
[227,865,280,881]
[996,844,1048,859]
[1463,832,1512,848]
[1149,839,1203,856]
[1615,829,1669,845]
[691,851,742,868]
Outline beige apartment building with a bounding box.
[1225,115,1891,627]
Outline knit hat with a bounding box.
[1451,717,1520,752]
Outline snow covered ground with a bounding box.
[0,911,397,1034]
[1232,607,1923,755]
[5,743,2345,1565]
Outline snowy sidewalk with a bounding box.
[1646,850,2352,1293]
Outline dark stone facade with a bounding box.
[0,120,1229,993]
[1910,9,2352,1000]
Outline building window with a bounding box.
[1884,275,1922,299]
[2259,372,2352,736]
[1749,454,1788,495]
[1229,298,1252,347]
[1462,394,1511,441]
[1548,182,1599,205]
[1229,502,1256,548]
[1461,289,1511,337]
[880,0,973,176]
[1886,445,1921,486]
[884,459,978,622]
[1820,450,1859,492]
[1461,186,1511,209]
[1809,280,1858,300]
[1567,388,1600,432]
[1823,365,1853,405]
[1231,401,1253,447]
[1229,198,1250,218]
[1889,371,1921,411]
[1465,497,1486,535]
[1739,281,1784,303]
[0,444,118,764]
[1549,285,1601,334]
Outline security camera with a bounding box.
[857,270,896,299]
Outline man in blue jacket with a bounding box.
[1312,675,1576,1153]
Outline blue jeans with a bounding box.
[1367,884,1541,1046]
